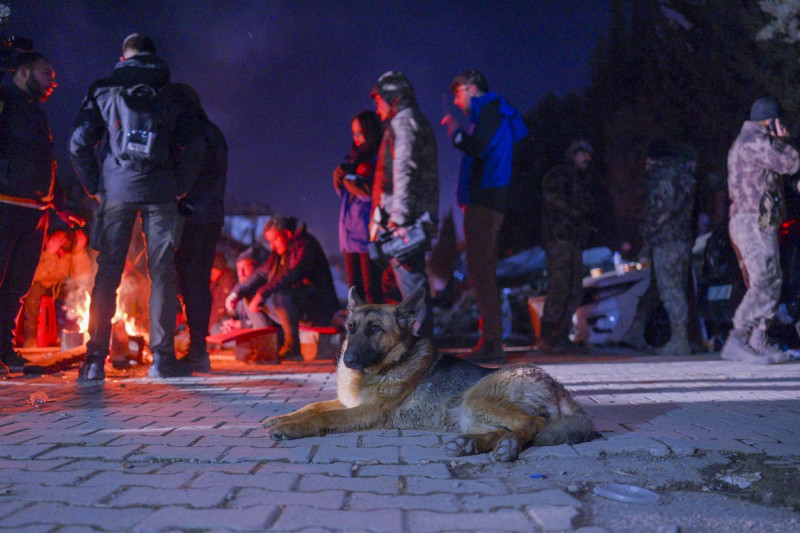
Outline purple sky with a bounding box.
[13,0,609,256]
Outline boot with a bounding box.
[657,321,691,355]
[78,353,107,381]
[184,350,211,372]
[148,352,192,378]
[0,349,31,372]
[748,325,791,364]
[537,321,564,354]
[720,325,771,364]
[621,316,652,352]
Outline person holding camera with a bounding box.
[441,69,528,363]
[722,96,800,364]
[333,110,384,304]
[0,52,84,375]
[369,71,439,337]
[69,34,205,380]
[173,83,228,373]
[225,215,338,361]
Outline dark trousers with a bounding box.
[464,204,505,342]
[87,201,178,359]
[0,204,46,352]
[176,222,223,352]
[344,251,384,304]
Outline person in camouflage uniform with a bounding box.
[722,96,800,364]
[539,139,594,353]
[626,139,696,355]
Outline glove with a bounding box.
[225,292,240,314]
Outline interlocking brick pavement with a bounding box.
[1,351,799,531]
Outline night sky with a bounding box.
[11,1,609,256]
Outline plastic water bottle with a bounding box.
[613,251,625,275]
[29,391,49,410]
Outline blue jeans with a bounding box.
[87,201,179,359]
[390,253,432,337]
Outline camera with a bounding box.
[368,213,434,267]
[0,4,33,75]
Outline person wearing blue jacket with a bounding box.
[442,69,528,363]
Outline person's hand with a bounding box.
[58,209,86,228]
[391,224,410,242]
[248,292,263,314]
[225,292,240,314]
[773,118,789,138]
[220,318,242,333]
[440,114,457,137]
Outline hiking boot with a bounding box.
[78,354,107,381]
[467,339,507,364]
[1,350,31,372]
[748,326,791,364]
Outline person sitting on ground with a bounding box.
[211,251,266,335]
[225,215,339,360]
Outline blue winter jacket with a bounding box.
[453,92,528,211]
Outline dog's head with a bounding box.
[341,286,424,372]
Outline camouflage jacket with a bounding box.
[641,156,696,247]
[541,161,593,244]
[727,121,800,227]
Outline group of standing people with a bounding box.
[333,69,527,362]
[4,31,791,382]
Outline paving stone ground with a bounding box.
[1,349,799,532]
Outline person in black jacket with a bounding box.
[69,34,205,380]
[0,52,83,375]
[173,84,228,373]
[225,215,339,360]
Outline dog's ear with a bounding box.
[347,286,365,312]
[395,287,425,330]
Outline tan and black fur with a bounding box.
[263,287,598,461]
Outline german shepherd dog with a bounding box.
[263,288,598,461]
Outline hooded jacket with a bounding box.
[69,53,205,203]
[452,91,528,212]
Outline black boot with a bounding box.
[78,353,107,381]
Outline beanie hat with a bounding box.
[566,138,593,158]
[750,96,783,121]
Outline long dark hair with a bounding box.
[352,110,383,155]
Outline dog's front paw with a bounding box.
[266,421,309,441]
[491,435,520,462]
[444,435,477,456]
[262,415,288,430]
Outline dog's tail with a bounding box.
[534,410,600,446]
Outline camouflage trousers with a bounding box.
[651,240,692,329]
[542,239,584,339]
[729,213,781,330]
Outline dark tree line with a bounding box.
[501,0,800,256]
